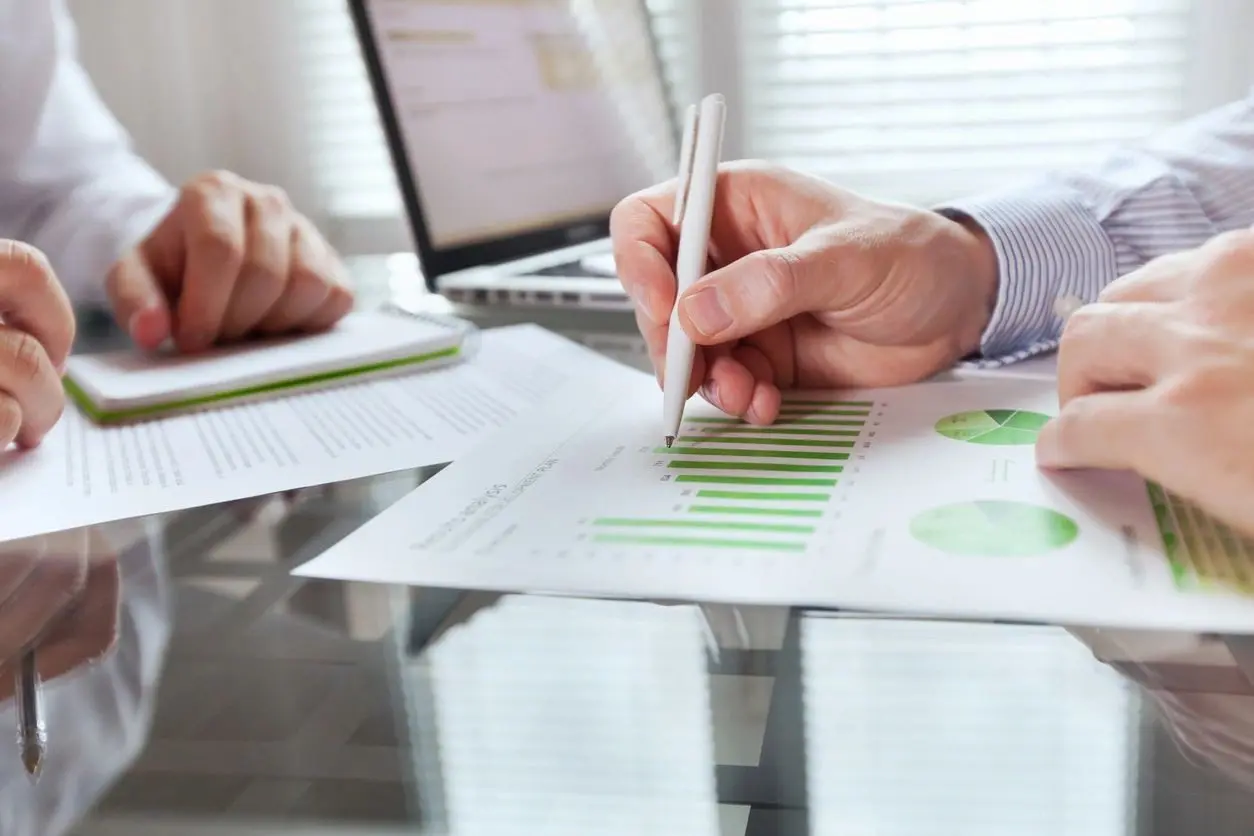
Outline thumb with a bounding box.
[675,242,835,344]
[105,250,172,351]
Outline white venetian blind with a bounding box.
[742,0,1195,203]
[292,0,693,231]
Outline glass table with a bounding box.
[3,261,1252,835]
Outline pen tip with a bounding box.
[21,743,43,779]
[665,436,674,448]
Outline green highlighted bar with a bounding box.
[670,460,843,473]
[657,446,849,460]
[773,418,865,427]
[678,474,838,487]
[783,399,874,407]
[678,434,856,447]
[593,517,813,534]
[594,534,806,552]
[689,505,823,518]
[697,489,830,502]
[777,408,870,417]
[694,427,860,438]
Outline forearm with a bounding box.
[5,156,175,306]
[0,0,176,307]
[939,89,1254,362]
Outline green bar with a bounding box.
[677,435,855,449]
[594,534,806,552]
[670,460,843,473]
[689,505,823,518]
[776,408,870,417]
[593,517,814,534]
[697,489,829,502]
[772,418,865,427]
[677,474,838,487]
[657,446,849,460]
[694,427,859,438]
[783,399,874,407]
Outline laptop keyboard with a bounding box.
[525,260,616,278]
[1149,482,1254,596]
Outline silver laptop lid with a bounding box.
[352,0,679,291]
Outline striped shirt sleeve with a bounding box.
[937,87,1254,366]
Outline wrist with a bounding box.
[944,211,999,357]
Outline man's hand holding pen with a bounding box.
[0,528,121,777]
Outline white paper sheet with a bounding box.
[0,325,605,542]
[296,361,1254,633]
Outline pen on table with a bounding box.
[661,93,727,447]
[15,647,45,778]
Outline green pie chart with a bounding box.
[909,500,1079,557]
[935,409,1050,445]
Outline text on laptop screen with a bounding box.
[365,0,678,251]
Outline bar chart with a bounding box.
[584,398,876,554]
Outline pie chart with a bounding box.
[934,409,1050,445]
[909,500,1079,557]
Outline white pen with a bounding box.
[662,93,726,447]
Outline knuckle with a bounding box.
[253,186,291,216]
[1203,229,1254,272]
[194,220,244,263]
[758,250,802,307]
[187,169,236,195]
[7,331,46,382]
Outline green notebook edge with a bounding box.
[65,344,462,424]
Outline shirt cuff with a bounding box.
[937,182,1120,361]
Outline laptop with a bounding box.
[350,0,680,310]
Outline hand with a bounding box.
[106,170,355,353]
[610,161,999,424]
[0,528,119,700]
[1037,228,1254,535]
[0,241,74,449]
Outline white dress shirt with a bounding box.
[0,0,175,306]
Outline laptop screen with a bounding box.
[353,0,679,279]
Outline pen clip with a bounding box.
[672,103,699,226]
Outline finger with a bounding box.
[254,223,345,334]
[0,540,87,663]
[1056,302,1170,407]
[676,238,836,345]
[0,240,75,371]
[732,344,783,425]
[610,187,678,325]
[701,353,756,418]
[1036,389,1156,474]
[0,551,118,696]
[221,189,294,341]
[0,326,64,447]
[174,184,247,352]
[105,249,172,350]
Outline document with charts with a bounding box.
[0,325,604,542]
[296,362,1254,632]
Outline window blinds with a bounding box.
[294,0,1195,232]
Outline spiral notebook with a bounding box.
[64,308,472,424]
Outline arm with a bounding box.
[939,87,1254,362]
[0,0,176,306]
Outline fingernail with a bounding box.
[681,288,732,337]
[702,381,721,410]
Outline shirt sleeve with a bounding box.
[0,0,177,306]
[937,86,1254,365]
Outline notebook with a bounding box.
[64,309,471,424]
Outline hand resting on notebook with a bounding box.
[105,170,356,355]
[0,240,74,450]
